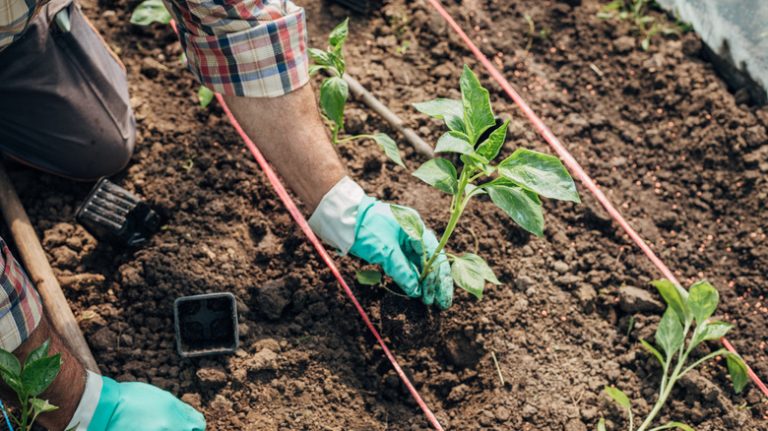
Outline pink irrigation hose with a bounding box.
[169,21,444,431]
[425,0,768,397]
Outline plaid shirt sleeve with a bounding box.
[164,0,309,98]
[0,236,43,352]
[0,0,40,52]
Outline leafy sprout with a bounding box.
[599,279,749,431]
[401,65,579,300]
[597,0,680,51]
[0,340,62,431]
[309,19,404,168]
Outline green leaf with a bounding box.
[1,373,23,396]
[30,398,58,415]
[687,280,719,324]
[22,354,62,397]
[308,65,327,76]
[603,386,631,410]
[198,86,214,108]
[726,354,749,393]
[651,279,689,324]
[413,159,458,195]
[655,309,684,359]
[648,422,695,431]
[460,65,495,144]
[130,0,171,26]
[476,119,509,160]
[498,148,580,203]
[412,99,466,134]
[319,76,348,130]
[640,339,665,366]
[390,205,424,241]
[435,132,473,155]
[309,48,333,67]
[486,184,544,236]
[371,133,404,168]
[0,349,20,378]
[641,38,651,51]
[451,253,499,300]
[356,269,382,286]
[329,18,349,50]
[696,321,733,344]
[25,340,50,368]
[597,417,606,431]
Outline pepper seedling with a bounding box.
[309,19,404,168]
[599,279,749,431]
[398,65,580,299]
[0,340,62,431]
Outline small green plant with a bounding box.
[397,65,579,299]
[599,279,749,431]
[0,340,62,430]
[130,2,212,109]
[309,19,404,168]
[597,0,679,50]
[523,14,551,51]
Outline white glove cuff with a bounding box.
[308,176,365,255]
[66,370,103,431]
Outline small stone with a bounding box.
[552,260,569,274]
[576,284,597,311]
[89,327,117,351]
[494,406,511,421]
[180,393,201,409]
[447,384,469,402]
[565,418,587,431]
[248,348,278,372]
[196,367,228,387]
[619,286,664,313]
[614,36,636,53]
[515,275,534,290]
[256,278,291,320]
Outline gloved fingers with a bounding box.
[379,246,422,298]
[434,258,454,310]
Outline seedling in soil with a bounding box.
[523,14,551,52]
[130,2,212,109]
[403,65,579,299]
[309,19,404,168]
[600,279,749,431]
[0,340,62,431]
[597,0,679,50]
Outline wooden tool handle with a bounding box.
[0,163,99,372]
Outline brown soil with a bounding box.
[8,0,768,430]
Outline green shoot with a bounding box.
[523,14,551,52]
[597,0,679,50]
[198,86,214,108]
[309,19,404,168]
[129,0,171,26]
[0,340,62,431]
[600,279,750,431]
[406,65,580,299]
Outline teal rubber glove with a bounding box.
[349,196,453,309]
[67,372,205,431]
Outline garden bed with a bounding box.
[9,0,768,429]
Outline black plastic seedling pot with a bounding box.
[76,178,162,248]
[174,293,239,358]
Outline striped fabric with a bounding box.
[0,236,43,352]
[165,0,309,97]
[0,0,39,52]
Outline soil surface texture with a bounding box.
[7,0,768,430]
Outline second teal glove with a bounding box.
[67,372,205,431]
[349,196,453,309]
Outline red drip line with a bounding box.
[169,20,444,430]
[425,0,768,397]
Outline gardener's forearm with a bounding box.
[0,316,85,430]
[223,84,346,211]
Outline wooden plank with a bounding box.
[0,163,99,372]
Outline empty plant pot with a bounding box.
[174,292,239,358]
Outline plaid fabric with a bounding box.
[165,0,309,97]
[0,0,39,52]
[0,236,43,352]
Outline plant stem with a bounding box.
[419,167,473,281]
[336,134,374,144]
